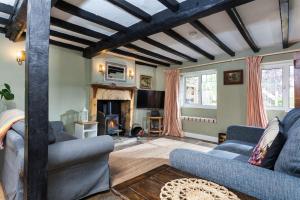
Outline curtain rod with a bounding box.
[178,48,300,70]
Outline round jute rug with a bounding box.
[160,178,240,200]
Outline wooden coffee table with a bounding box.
[112,165,256,200]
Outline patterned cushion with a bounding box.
[248,117,282,167]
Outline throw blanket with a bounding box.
[0,109,24,149]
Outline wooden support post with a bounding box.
[294,53,300,108]
[24,0,51,199]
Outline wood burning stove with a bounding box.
[105,114,119,135]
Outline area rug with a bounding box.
[109,138,213,186]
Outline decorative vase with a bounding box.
[79,107,89,123]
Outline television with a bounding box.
[136,90,165,109]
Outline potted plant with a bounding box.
[0,83,15,112]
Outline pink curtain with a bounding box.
[246,56,268,128]
[163,69,184,137]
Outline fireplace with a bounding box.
[106,114,119,135]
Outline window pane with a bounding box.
[185,76,199,104]
[262,69,283,107]
[290,65,295,108]
[202,73,217,106]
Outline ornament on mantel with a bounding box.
[79,107,89,123]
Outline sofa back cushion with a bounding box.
[274,118,300,177]
[281,108,300,137]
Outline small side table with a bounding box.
[218,132,227,144]
[148,116,163,136]
[75,121,98,139]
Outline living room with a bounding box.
[0,0,299,199]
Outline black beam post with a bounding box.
[111,49,170,66]
[279,0,289,48]
[158,0,179,12]
[0,3,14,14]
[0,17,9,25]
[49,39,84,52]
[124,43,182,65]
[84,0,254,58]
[226,8,259,52]
[107,0,152,22]
[164,29,214,60]
[0,27,6,34]
[55,1,126,32]
[142,37,197,62]
[24,0,51,199]
[135,61,158,68]
[190,20,235,56]
[50,30,95,46]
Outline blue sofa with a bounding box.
[170,109,300,200]
[1,121,114,200]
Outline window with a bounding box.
[261,60,294,110]
[181,70,217,108]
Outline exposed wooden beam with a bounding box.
[0,27,6,34]
[226,8,259,52]
[84,0,254,58]
[107,0,151,22]
[158,0,179,12]
[50,30,95,46]
[142,37,197,62]
[279,0,289,48]
[124,43,182,65]
[0,17,9,25]
[24,0,51,199]
[111,49,170,66]
[55,1,126,32]
[49,39,84,52]
[135,61,157,68]
[164,29,214,60]
[50,17,106,39]
[190,20,235,56]
[0,3,14,14]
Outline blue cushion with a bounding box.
[275,118,300,177]
[215,140,255,157]
[281,108,300,137]
[207,149,249,163]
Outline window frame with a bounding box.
[181,69,217,109]
[261,60,294,111]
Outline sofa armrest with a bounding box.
[170,149,300,200]
[48,135,114,171]
[227,125,264,144]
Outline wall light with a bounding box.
[16,50,26,65]
[98,64,105,74]
[128,69,134,80]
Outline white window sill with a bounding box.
[181,104,217,109]
[266,107,293,112]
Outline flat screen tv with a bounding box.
[136,90,165,109]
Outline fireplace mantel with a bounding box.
[91,84,137,98]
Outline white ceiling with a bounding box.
[1,0,300,64]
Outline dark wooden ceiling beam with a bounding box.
[49,39,84,52]
[226,8,259,52]
[50,30,96,46]
[124,43,182,65]
[135,61,157,68]
[0,17,9,25]
[107,0,151,22]
[0,27,6,34]
[158,0,179,12]
[142,37,197,62]
[111,49,170,66]
[279,0,289,48]
[84,0,254,58]
[190,20,235,56]
[50,17,106,39]
[164,29,214,60]
[55,1,127,32]
[0,3,14,14]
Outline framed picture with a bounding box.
[105,62,127,82]
[224,70,243,85]
[140,75,152,89]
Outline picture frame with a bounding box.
[140,75,152,89]
[224,70,243,85]
[105,62,127,82]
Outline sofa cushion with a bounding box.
[275,118,300,177]
[55,133,76,143]
[281,108,300,138]
[215,140,255,157]
[207,149,249,162]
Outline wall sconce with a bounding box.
[98,64,105,74]
[128,69,134,80]
[16,50,26,65]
